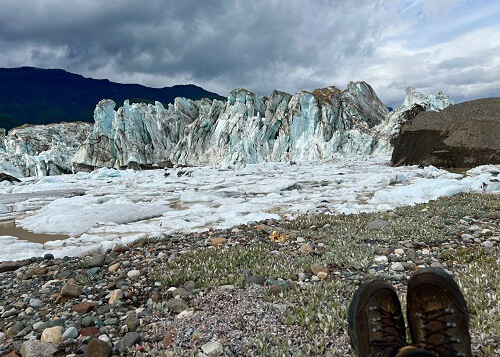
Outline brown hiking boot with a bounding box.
[348,279,406,356]
[407,267,472,356]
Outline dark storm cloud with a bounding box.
[0,0,386,95]
[0,0,498,106]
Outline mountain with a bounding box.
[0,67,225,131]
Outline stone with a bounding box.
[201,340,223,355]
[116,332,142,353]
[172,287,191,299]
[299,243,313,254]
[317,271,328,280]
[390,262,405,271]
[62,326,79,340]
[7,322,26,338]
[61,283,83,298]
[166,298,188,314]
[0,261,21,273]
[211,237,228,246]
[481,241,494,248]
[394,248,405,256]
[366,220,389,230]
[109,289,123,304]
[243,276,266,287]
[392,98,500,167]
[80,327,100,338]
[24,267,48,278]
[87,253,106,267]
[72,302,96,314]
[162,331,173,348]
[0,332,6,344]
[20,340,58,357]
[126,315,140,331]
[108,262,121,272]
[481,229,493,237]
[40,326,63,344]
[82,316,95,327]
[127,269,140,281]
[84,338,111,357]
[310,265,329,276]
[29,298,43,308]
[177,308,195,319]
[374,255,388,264]
[103,318,118,325]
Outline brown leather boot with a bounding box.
[348,279,407,356]
[407,268,472,356]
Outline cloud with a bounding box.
[0,0,498,108]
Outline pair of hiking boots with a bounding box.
[348,267,472,356]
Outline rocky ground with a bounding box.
[0,193,498,356]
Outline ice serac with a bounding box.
[74,81,391,168]
[0,123,91,177]
[73,98,217,170]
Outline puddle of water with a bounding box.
[0,220,71,244]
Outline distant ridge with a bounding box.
[0,67,226,131]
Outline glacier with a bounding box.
[0,83,454,177]
[0,123,91,177]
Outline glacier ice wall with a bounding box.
[74,81,394,169]
[0,123,92,177]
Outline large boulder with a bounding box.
[392,98,500,167]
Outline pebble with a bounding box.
[201,340,223,355]
[29,298,43,308]
[374,255,388,264]
[167,298,188,314]
[366,220,389,230]
[299,243,313,254]
[108,262,121,272]
[115,332,142,353]
[84,338,111,357]
[481,241,494,248]
[109,289,123,304]
[127,269,140,281]
[60,283,83,298]
[211,237,228,246]
[394,248,405,256]
[82,316,95,327]
[87,253,106,267]
[390,262,405,271]
[40,326,63,344]
[62,326,79,340]
[1,308,19,318]
[20,340,58,357]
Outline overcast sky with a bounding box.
[0,0,498,107]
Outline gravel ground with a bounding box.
[0,193,498,356]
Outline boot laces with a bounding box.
[417,307,463,355]
[369,306,406,350]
